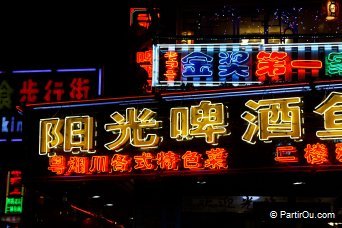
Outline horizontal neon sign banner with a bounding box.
[152,42,342,88]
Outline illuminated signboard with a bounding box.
[152,42,342,89]
[136,49,153,93]
[4,171,24,214]
[0,68,103,143]
[25,85,342,178]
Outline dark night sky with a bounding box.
[0,2,128,67]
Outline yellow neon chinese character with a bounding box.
[64,116,95,154]
[241,97,303,144]
[104,108,162,151]
[314,92,342,139]
[170,107,189,140]
[170,101,228,145]
[0,81,13,109]
[39,118,64,156]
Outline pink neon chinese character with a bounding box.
[204,148,228,170]
[69,78,90,100]
[20,79,39,103]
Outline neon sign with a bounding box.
[34,91,342,177]
[153,43,338,89]
[218,51,250,81]
[136,50,153,92]
[326,52,342,76]
[4,171,24,214]
[47,148,228,176]
[170,101,228,144]
[241,97,303,144]
[0,68,102,143]
[181,52,213,80]
[38,93,342,155]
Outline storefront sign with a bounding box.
[0,68,103,143]
[35,91,342,177]
[4,171,24,214]
[153,42,342,88]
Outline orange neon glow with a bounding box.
[335,143,342,162]
[137,13,150,28]
[204,148,228,170]
[89,156,109,173]
[181,151,203,170]
[304,143,329,165]
[133,152,155,170]
[111,154,132,172]
[274,146,299,163]
[256,51,288,81]
[48,156,67,175]
[136,50,153,78]
[164,51,179,81]
[156,151,181,170]
[136,50,152,64]
[66,157,89,175]
[290,60,323,69]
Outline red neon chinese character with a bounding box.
[69,78,90,100]
[8,170,22,196]
[9,170,22,185]
[136,50,152,64]
[20,79,39,103]
[164,51,179,81]
[204,148,228,170]
[335,143,342,162]
[66,157,89,175]
[304,143,329,165]
[291,60,322,80]
[156,151,181,170]
[256,51,288,82]
[111,154,132,172]
[89,156,109,173]
[182,151,203,170]
[44,80,64,102]
[275,146,299,163]
[134,152,155,170]
[9,187,22,196]
[9,177,21,185]
[48,156,66,175]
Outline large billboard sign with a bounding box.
[152,42,342,89]
[26,82,342,178]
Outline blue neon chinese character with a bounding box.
[181,52,213,80]
[218,51,249,81]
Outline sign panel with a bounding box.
[25,83,342,178]
[0,68,103,143]
[152,42,342,89]
[4,170,24,215]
